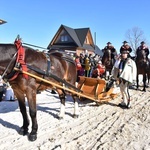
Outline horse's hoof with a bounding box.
[18,127,28,136]
[57,115,64,120]
[28,133,37,141]
[73,114,79,119]
[59,117,64,120]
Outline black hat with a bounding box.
[123,41,128,44]
[107,42,112,44]
[141,41,145,44]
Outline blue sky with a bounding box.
[0,0,150,53]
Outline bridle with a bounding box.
[1,51,18,79]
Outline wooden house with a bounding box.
[47,24,98,56]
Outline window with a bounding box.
[61,35,68,42]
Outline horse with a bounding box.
[101,49,115,79]
[135,49,150,91]
[0,40,79,141]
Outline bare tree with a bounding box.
[125,27,146,55]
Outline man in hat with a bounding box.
[103,42,117,62]
[116,49,137,108]
[136,41,149,61]
[120,41,132,55]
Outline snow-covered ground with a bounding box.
[0,87,150,150]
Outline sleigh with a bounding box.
[77,76,117,102]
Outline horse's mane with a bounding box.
[137,49,146,60]
[49,50,75,64]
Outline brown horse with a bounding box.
[136,49,150,91]
[102,49,115,79]
[0,41,79,141]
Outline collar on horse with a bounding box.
[2,38,29,81]
[6,39,28,81]
[14,38,28,79]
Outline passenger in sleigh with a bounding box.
[92,61,105,78]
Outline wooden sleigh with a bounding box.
[14,68,117,103]
[77,76,117,102]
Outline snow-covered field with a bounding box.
[0,87,150,150]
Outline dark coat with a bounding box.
[136,46,149,56]
[103,46,116,53]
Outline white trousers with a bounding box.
[119,80,130,106]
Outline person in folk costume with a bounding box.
[103,42,117,64]
[92,61,105,78]
[84,54,91,77]
[79,53,85,76]
[136,41,149,64]
[120,41,132,57]
[79,53,84,67]
[88,53,95,77]
[75,55,82,84]
[116,49,137,108]
[0,75,6,102]
[93,54,101,66]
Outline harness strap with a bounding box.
[14,39,28,79]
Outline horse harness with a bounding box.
[3,39,80,92]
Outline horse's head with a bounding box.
[0,44,17,75]
[136,49,147,63]
[102,49,112,66]
[104,49,111,55]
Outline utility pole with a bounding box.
[94,32,96,46]
[94,32,96,51]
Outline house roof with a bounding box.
[94,45,103,56]
[75,28,89,46]
[47,24,95,51]
[63,25,82,47]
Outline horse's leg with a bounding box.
[146,73,150,87]
[136,74,139,90]
[148,73,150,86]
[143,74,147,92]
[15,92,29,135]
[57,89,66,119]
[26,88,38,141]
[72,94,79,118]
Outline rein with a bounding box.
[23,42,47,50]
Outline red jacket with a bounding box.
[75,58,82,70]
